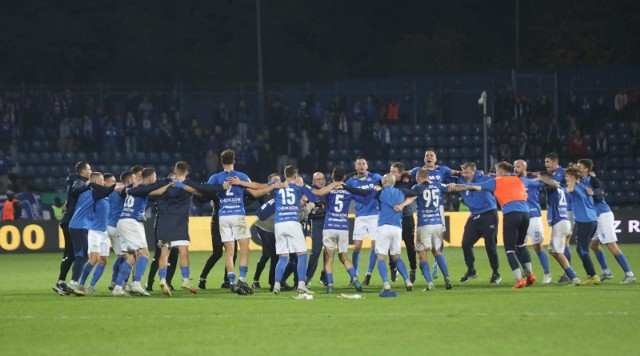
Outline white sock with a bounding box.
[512,268,523,280]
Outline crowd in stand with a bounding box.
[0,85,639,198]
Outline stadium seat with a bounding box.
[617,121,629,134]
[460,124,472,135]
[41,140,52,153]
[605,121,615,133]
[608,169,622,180]
[424,124,435,135]
[63,152,74,163]
[621,180,633,191]
[614,191,626,203]
[76,152,87,162]
[31,140,43,152]
[448,123,460,135]
[400,148,411,159]
[607,133,617,143]
[399,136,411,148]
[135,152,147,162]
[609,156,621,168]
[460,147,473,160]
[449,159,461,170]
[27,152,39,165]
[32,177,46,191]
[448,136,459,147]
[39,152,51,163]
[51,152,63,164]
[448,147,460,158]
[622,169,635,179]
[619,133,631,144]
[353,149,363,157]
[458,135,470,146]
[22,165,35,178]
[401,125,413,136]
[17,152,27,164]
[390,125,401,137]
[436,124,447,135]
[373,160,385,172]
[45,177,57,191]
[634,179,640,191]
[328,149,338,160]
[412,148,422,159]
[412,125,424,135]
[435,135,448,147]
[472,135,482,146]
[607,179,621,191]
[627,191,638,203]
[422,135,433,147]
[471,124,482,135]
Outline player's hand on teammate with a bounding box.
[227,176,242,186]
[393,204,403,212]
[585,187,594,196]
[373,185,382,191]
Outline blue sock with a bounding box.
[614,253,632,273]
[297,254,308,284]
[159,268,167,280]
[435,255,450,278]
[595,250,609,270]
[377,259,389,283]
[352,251,361,274]
[564,246,571,263]
[116,262,132,286]
[80,261,94,285]
[367,250,377,273]
[420,262,432,282]
[537,250,550,274]
[133,256,149,282]
[326,273,334,285]
[275,256,288,283]
[395,258,409,281]
[90,264,105,287]
[112,256,124,283]
[239,265,248,280]
[227,272,236,284]
[181,266,190,279]
[347,267,357,279]
[565,266,577,279]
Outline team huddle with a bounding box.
[50,148,636,298]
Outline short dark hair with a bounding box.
[332,166,346,182]
[391,162,404,172]
[130,166,143,174]
[267,173,280,182]
[284,165,298,178]
[545,152,559,162]
[120,171,134,183]
[538,170,552,179]
[577,158,593,171]
[75,161,89,175]
[175,161,189,174]
[141,168,156,179]
[220,149,235,165]
[103,173,114,181]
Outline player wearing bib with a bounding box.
[536,171,581,285]
[577,159,635,284]
[514,160,552,283]
[465,162,544,289]
[107,171,134,291]
[412,168,452,291]
[78,173,119,294]
[112,168,172,296]
[311,166,374,293]
[565,167,600,285]
[68,171,116,294]
[272,165,315,298]
[374,174,418,292]
[409,149,459,280]
[545,152,573,272]
[345,158,382,285]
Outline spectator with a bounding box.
[214,102,230,134]
[426,92,437,123]
[535,94,552,121]
[0,149,11,193]
[57,117,74,152]
[80,115,95,152]
[528,120,543,159]
[1,190,20,221]
[565,94,579,133]
[0,114,13,152]
[172,111,185,150]
[138,96,154,115]
[295,101,309,135]
[297,129,311,172]
[124,111,138,153]
[336,112,350,150]
[515,133,530,160]
[546,117,562,154]
[204,150,219,174]
[614,89,627,120]
[569,129,588,158]
[157,112,174,152]
[140,112,154,153]
[386,97,399,124]
[594,130,608,171]
[103,120,118,163]
[51,197,64,221]
[236,99,249,141]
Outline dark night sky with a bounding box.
[0,0,638,84]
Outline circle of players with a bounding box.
[51,148,636,298]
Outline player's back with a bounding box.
[413,182,444,226]
[89,198,110,232]
[323,186,354,230]
[346,173,381,217]
[377,187,405,228]
[208,170,248,216]
[69,190,93,229]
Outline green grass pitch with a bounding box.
[1,246,639,355]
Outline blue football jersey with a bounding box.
[69,190,93,229]
[274,183,315,224]
[377,186,408,228]
[207,170,250,216]
[546,187,568,226]
[413,182,448,227]
[108,189,126,228]
[89,198,110,232]
[582,175,612,216]
[569,182,597,223]
[345,172,382,217]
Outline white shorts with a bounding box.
[107,225,123,255]
[158,240,190,248]
[219,215,250,243]
[117,218,148,252]
[275,221,307,254]
[567,211,575,230]
[593,211,618,244]
[439,205,446,232]
[353,215,378,241]
[527,216,545,244]
[416,224,444,251]
[323,229,349,254]
[375,225,402,256]
[549,220,572,254]
[88,230,110,257]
